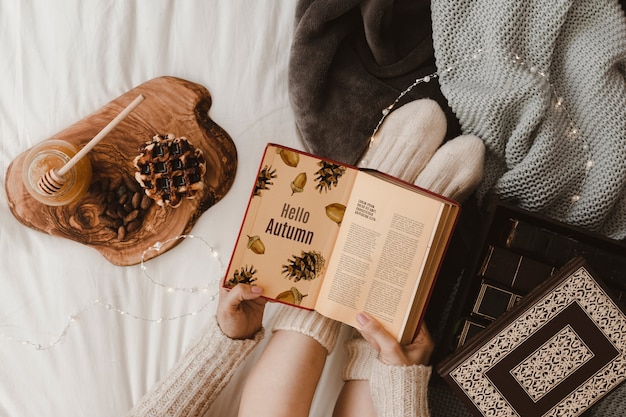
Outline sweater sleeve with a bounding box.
[125,316,263,417]
[369,359,432,417]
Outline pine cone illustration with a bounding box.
[225,265,258,287]
[314,161,346,193]
[282,251,325,282]
[254,165,277,196]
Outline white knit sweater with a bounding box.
[125,317,263,417]
[432,0,626,239]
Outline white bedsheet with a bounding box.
[0,1,348,415]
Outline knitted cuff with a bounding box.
[126,316,263,417]
[342,332,378,381]
[271,304,342,354]
[370,361,432,417]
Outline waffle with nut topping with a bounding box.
[133,133,206,208]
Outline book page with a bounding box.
[315,172,446,340]
[224,145,357,309]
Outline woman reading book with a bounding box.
[126,97,485,416]
[124,283,434,417]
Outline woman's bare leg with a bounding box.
[332,380,377,417]
[238,305,341,417]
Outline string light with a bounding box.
[1,234,223,351]
[140,234,224,295]
[364,48,484,151]
[369,71,439,140]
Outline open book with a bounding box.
[224,143,460,344]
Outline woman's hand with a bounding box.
[217,284,267,339]
[356,312,434,366]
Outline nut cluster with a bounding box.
[92,175,154,241]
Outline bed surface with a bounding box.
[0,2,348,416]
[6,3,626,417]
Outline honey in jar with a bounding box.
[21,139,92,206]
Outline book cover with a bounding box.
[437,256,626,417]
[223,143,460,343]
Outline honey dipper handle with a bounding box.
[57,94,145,177]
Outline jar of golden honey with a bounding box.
[21,139,92,206]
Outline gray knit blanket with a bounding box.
[432,0,626,240]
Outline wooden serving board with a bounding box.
[5,76,237,266]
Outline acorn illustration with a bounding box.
[277,148,300,167]
[276,287,307,305]
[325,203,346,226]
[290,172,307,195]
[246,235,265,254]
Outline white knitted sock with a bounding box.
[358,98,447,183]
[414,134,485,202]
[271,304,342,354]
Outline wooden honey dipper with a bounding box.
[37,94,145,195]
